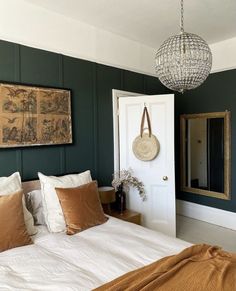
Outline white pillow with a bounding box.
[26,190,45,225]
[38,170,92,232]
[0,172,37,235]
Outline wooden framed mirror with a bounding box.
[180,111,231,200]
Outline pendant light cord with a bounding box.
[180,0,184,33]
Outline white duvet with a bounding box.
[0,217,190,291]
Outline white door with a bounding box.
[118,94,176,237]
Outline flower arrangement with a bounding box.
[112,168,146,201]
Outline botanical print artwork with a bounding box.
[40,116,71,144]
[40,92,70,115]
[2,117,37,144]
[0,83,72,147]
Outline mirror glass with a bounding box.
[180,112,230,200]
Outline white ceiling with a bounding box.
[26,0,236,48]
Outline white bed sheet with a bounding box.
[0,217,190,291]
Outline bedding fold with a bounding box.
[94,244,236,291]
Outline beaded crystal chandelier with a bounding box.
[155,0,212,93]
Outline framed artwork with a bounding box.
[0,83,72,148]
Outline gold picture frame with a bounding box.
[0,83,72,147]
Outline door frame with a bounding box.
[112,89,142,173]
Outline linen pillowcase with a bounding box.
[0,190,33,252]
[38,170,92,232]
[26,190,45,225]
[0,172,36,235]
[55,181,108,235]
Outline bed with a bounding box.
[1,178,235,291]
[0,216,191,290]
[0,179,191,290]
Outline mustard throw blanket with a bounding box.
[94,244,236,291]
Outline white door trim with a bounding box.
[112,89,142,173]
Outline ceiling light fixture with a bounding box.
[155,0,212,93]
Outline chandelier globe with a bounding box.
[155,0,212,93]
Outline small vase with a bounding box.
[115,184,126,214]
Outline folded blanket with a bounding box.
[94,244,236,291]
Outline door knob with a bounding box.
[163,176,168,181]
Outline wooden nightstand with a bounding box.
[109,209,141,225]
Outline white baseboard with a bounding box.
[176,199,236,231]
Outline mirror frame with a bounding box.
[180,111,231,200]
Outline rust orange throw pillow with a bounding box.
[0,190,32,252]
[56,181,108,235]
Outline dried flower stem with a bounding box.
[112,168,146,201]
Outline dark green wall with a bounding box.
[0,39,169,185]
[1,39,235,213]
[175,69,236,213]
